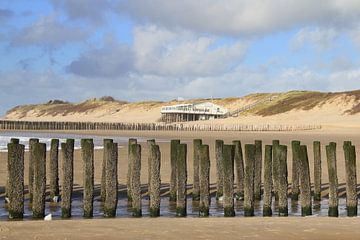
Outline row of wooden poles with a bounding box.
[0,120,321,132]
[4,138,356,219]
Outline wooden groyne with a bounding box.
[0,120,321,132]
[3,137,358,220]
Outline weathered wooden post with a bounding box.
[343,141,357,217]
[61,139,74,218]
[223,144,235,217]
[215,140,224,200]
[49,139,59,201]
[193,139,202,201]
[263,145,273,216]
[176,143,187,217]
[291,140,300,201]
[130,143,142,217]
[127,138,137,202]
[101,139,113,202]
[254,140,262,200]
[147,139,156,199]
[32,143,46,219]
[28,138,39,204]
[278,145,288,216]
[199,144,210,217]
[233,141,244,200]
[272,140,280,200]
[326,142,338,217]
[104,141,118,217]
[81,139,94,218]
[170,140,180,202]
[299,145,312,216]
[149,143,161,217]
[244,144,255,216]
[7,142,25,219]
[313,141,321,201]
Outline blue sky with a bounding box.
[1,0,360,115]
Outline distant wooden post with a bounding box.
[313,141,321,201]
[170,140,180,202]
[176,144,187,217]
[130,144,142,217]
[343,141,357,217]
[326,142,338,217]
[81,139,94,218]
[254,140,262,200]
[215,140,224,200]
[299,145,312,216]
[101,139,113,202]
[49,139,59,201]
[272,140,280,200]
[7,142,25,219]
[233,141,244,200]
[32,143,46,219]
[28,138,39,204]
[61,139,74,218]
[291,140,300,201]
[244,144,255,216]
[263,145,273,216]
[223,144,235,217]
[149,143,161,217]
[127,138,137,202]
[199,144,210,217]
[104,141,118,217]
[278,145,288,216]
[193,139,202,201]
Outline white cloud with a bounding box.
[119,0,360,36]
[290,27,339,51]
[11,14,88,47]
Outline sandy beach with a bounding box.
[1,129,360,239]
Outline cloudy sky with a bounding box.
[1,1,360,115]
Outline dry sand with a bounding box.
[1,129,360,239]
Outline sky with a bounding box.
[1,1,360,115]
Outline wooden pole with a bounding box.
[244,144,255,216]
[61,139,74,218]
[299,145,312,216]
[170,140,180,202]
[32,143,46,219]
[199,144,210,217]
[215,140,224,200]
[313,141,322,201]
[272,140,280,200]
[326,142,338,217]
[81,139,94,218]
[49,139,59,201]
[343,141,357,217]
[233,140,244,200]
[193,139,202,201]
[7,142,25,219]
[291,140,300,201]
[104,141,118,217]
[254,140,262,200]
[223,144,235,217]
[130,143,142,217]
[28,138,39,204]
[176,144,187,217]
[278,145,288,216]
[147,139,156,200]
[149,143,161,217]
[127,138,137,202]
[101,139,113,202]
[263,145,273,216]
